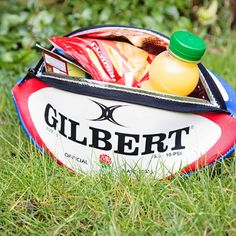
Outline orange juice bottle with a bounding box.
[141,31,206,96]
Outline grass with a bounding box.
[1,33,236,235]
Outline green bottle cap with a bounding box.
[168,31,206,62]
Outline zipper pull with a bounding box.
[18,68,37,85]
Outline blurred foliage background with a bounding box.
[1,2,236,234]
[0,0,235,75]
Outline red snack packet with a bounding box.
[49,36,154,87]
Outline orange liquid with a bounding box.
[141,51,199,96]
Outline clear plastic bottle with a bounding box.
[141,31,206,96]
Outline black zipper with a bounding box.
[65,24,169,39]
[198,64,226,110]
[36,73,228,114]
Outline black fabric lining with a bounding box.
[37,76,228,114]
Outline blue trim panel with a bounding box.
[183,145,235,177]
[213,72,236,116]
[12,91,43,153]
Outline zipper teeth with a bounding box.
[199,70,218,107]
[39,74,218,108]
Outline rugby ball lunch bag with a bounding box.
[12,25,236,179]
